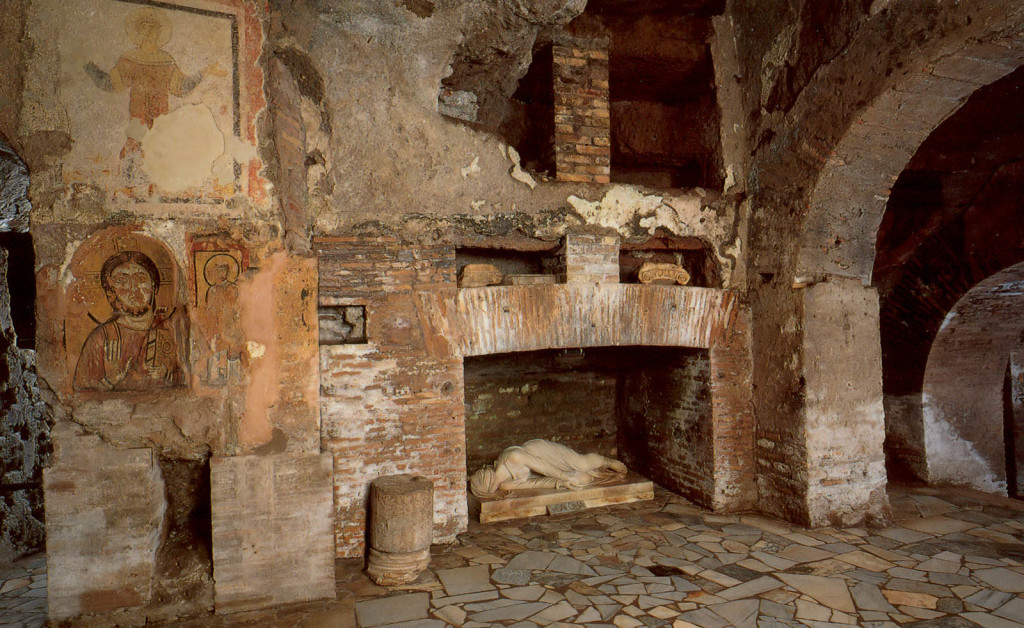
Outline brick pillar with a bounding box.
[710,306,757,512]
[565,233,619,284]
[554,36,610,184]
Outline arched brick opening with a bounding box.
[797,38,1024,283]
[793,24,1024,502]
[921,262,1024,494]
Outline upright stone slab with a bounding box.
[211,452,335,612]
[366,474,434,585]
[44,423,166,621]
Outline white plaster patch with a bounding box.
[246,341,266,360]
[506,146,537,189]
[461,156,480,178]
[141,104,225,193]
[922,393,1005,493]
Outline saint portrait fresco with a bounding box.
[45,0,266,208]
[192,243,248,386]
[83,6,226,186]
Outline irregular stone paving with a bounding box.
[0,552,46,628]
[2,486,1024,627]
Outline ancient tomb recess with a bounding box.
[440,1,725,189]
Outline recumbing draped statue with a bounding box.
[469,439,628,499]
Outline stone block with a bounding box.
[45,423,165,621]
[211,452,335,613]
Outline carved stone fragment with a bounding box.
[459,263,503,288]
[638,262,690,286]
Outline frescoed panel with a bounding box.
[191,238,248,386]
[65,228,189,392]
[44,0,265,209]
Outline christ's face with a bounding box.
[109,261,154,316]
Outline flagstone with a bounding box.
[850,582,899,613]
[973,567,1024,592]
[963,588,1013,610]
[576,607,602,623]
[503,586,547,602]
[882,590,937,609]
[432,604,467,626]
[794,598,832,621]
[959,612,1023,628]
[470,601,550,622]
[709,598,759,628]
[356,593,431,627]
[528,600,576,625]
[597,604,623,620]
[649,605,680,619]
[899,605,944,619]
[830,608,858,624]
[437,566,494,596]
[776,544,836,564]
[698,569,742,587]
[611,615,644,628]
[539,590,563,603]
[677,607,731,628]
[777,573,855,613]
[887,567,927,581]
[507,551,557,571]
[878,527,935,543]
[783,531,824,546]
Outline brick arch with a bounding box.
[920,262,1024,493]
[796,40,1024,283]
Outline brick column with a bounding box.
[554,36,610,184]
[565,233,619,284]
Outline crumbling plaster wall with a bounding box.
[734,0,1024,523]
[269,0,747,286]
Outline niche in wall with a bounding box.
[464,345,714,505]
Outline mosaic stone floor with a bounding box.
[3,485,1024,627]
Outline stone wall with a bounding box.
[316,237,466,558]
[0,247,51,563]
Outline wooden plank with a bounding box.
[469,472,655,523]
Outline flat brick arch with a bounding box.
[921,262,1024,493]
[797,39,1024,282]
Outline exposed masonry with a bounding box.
[554,37,611,184]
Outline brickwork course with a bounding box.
[554,37,611,184]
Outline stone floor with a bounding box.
[3,485,1024,627]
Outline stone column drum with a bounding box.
[366,474,434,585]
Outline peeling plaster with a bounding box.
[567,185,734,280]
[141,104,225,193]
[922,393,1005,493]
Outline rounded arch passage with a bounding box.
[797,39,1024,283]
[921,262,1024,493]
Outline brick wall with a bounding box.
[316,238,466,558]
[554,37,611,184]
[464,350,620,474]
[710,307,757,511]
[618,348,715,506]
[565,232,619,284]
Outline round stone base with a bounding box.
[366,546,431,586]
